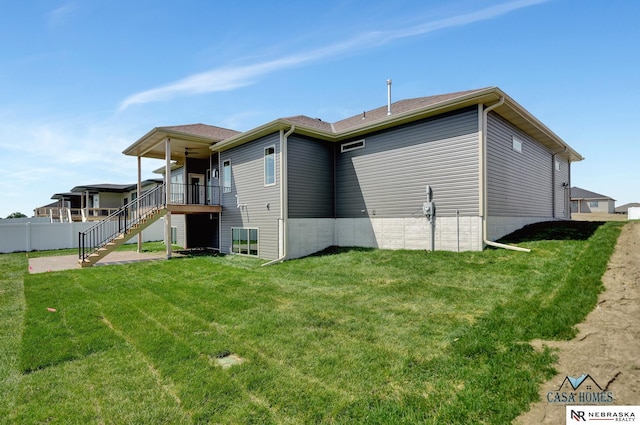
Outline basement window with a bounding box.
[341,139,365,153]
[512,136,523,153]
[232,227,258,256]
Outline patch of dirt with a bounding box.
[515,222,640,424]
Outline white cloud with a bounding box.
[119,0,549,109]
[0,118,148,217]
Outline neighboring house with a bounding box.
[120,86,582,262]
[570,187,616,214]
[34,180,163,222]
[615,202,640,215]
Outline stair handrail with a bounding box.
[79,184,165,262]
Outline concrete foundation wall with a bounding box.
[287,219,335,259]
[486,216,554,242]
[287,216,483,259]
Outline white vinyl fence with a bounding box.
[0,219,165,253]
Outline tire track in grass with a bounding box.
[123,283,352,423]
[127,264,362,421]
[62,274,193,423]
[75,277,257,422]
[99,315,190,422]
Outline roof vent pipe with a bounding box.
[387,79,392,115]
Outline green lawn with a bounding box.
[0,221,623,424]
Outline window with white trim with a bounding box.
[222,160,231,193]
[264,145,275,186]
[341,139,365,153]
[512,136,523,153]
[232,227,258,256]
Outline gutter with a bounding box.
[481,97,531,253]
[262,125,296,266]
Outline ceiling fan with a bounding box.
[180,147,205,157]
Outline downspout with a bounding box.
[481,97,531,252]
[262,125,295,266]
[567,159,572,217]
[551,145,567,219]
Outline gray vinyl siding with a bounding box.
[336,109,479,218]
[219,133,281,260]
[487,112,553,216]
[288,136,334,218]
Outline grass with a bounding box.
[0,221,623,424]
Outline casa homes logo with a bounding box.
[547,373,614,404]
[566,405,639,423]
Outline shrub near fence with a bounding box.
[0,220,165,253]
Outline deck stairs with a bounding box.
[78,185,166,268]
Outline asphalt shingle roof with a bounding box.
[570,187,615,200]
[160,124,240,140]
[278,88,491,135]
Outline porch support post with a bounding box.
[85,190,90,221]
[165,137,172,259]
[137,155,142,253]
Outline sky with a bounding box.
[1,0,638,218]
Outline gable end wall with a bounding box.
[336,108,480,219]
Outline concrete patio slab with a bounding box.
[28,251,170,274]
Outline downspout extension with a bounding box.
[262,125,295,266]
[481,97,531,253]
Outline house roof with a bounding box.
[210,87,583,162]
[122,87,583,163]
[615,202,640,214]
[51,192,81,200]
[570,187,616,201]
[69,179,163,195]
[160,124,240,140]
[71,183,132,193]
[331,89,488,133]
[36,200,60,209]
[122,124,240,160]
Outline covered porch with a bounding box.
[122,124,239,257]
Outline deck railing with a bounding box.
[34,207,121,222]
[168,183,221,206]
